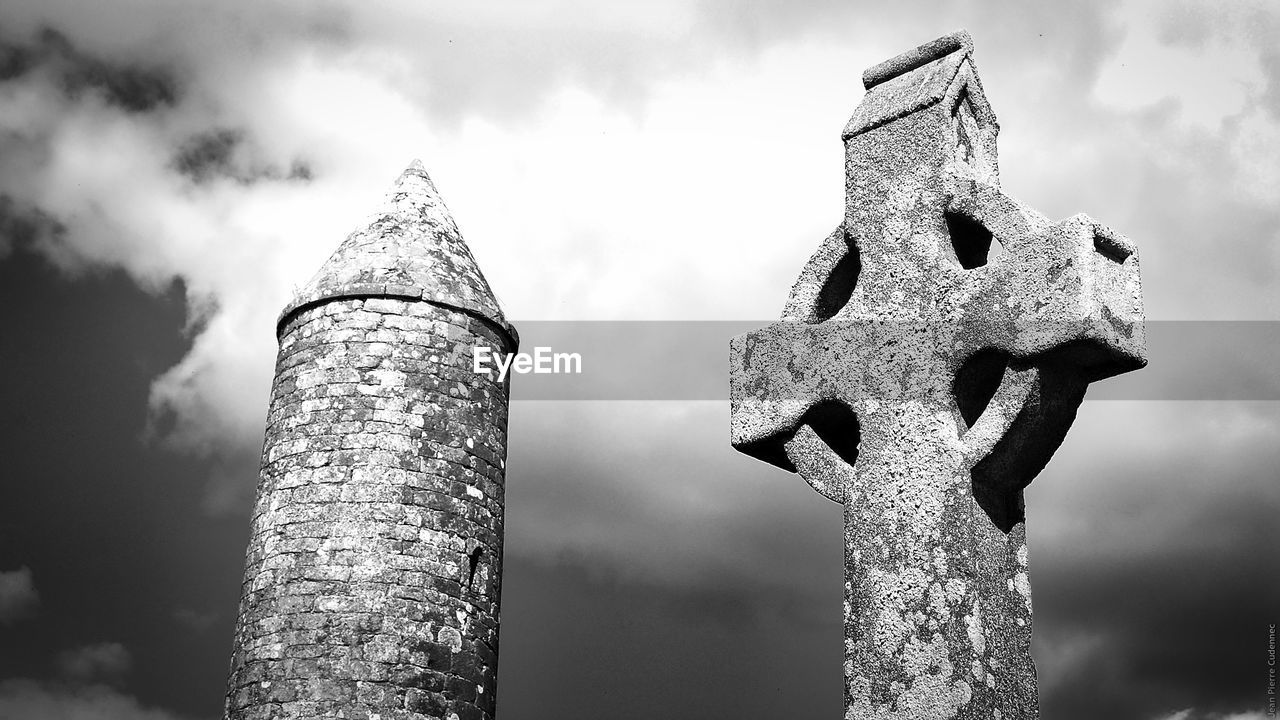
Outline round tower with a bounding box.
[226,161,518,720]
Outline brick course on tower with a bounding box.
[225,161,518,720]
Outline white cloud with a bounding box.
[0,566,39,624]
[0,679,190,720]
[57,643,133,684]
[1093,0,1265,129]
[172,607,217,633]
[0,13,868,489]
[1091,1,1280,207]
[0,2,1278,507]
[1032,629,1109,696]
[1153,710,1270,720]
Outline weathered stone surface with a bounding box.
[730,31,1146,719]
[226,163,517,720]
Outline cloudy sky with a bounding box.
[0,1,1278,719]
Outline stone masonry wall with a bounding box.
[225,295,512,720]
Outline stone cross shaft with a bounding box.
[729,32,1145,719]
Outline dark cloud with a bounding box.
[1037,535,1275,719]
[0,195,64,262]
[171,129,242,183]
[504,401,1278,720]
[172,129,313,186]
[0,1,686,130]
[497,551,843,720]
[0,28,179,113]
[504,402,842,593]
[0,248,234,717]
[1027,403,1280,719]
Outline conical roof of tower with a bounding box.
[279,161,516,346]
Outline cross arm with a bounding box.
[952,211,1147,382]
[730,323,831,470]
[943,197,1147,527]
[730,323,862,486]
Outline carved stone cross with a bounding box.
[730,31,1145,719]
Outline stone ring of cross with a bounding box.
[729,30,1146,720]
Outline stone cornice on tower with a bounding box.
[279,160,518,350]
